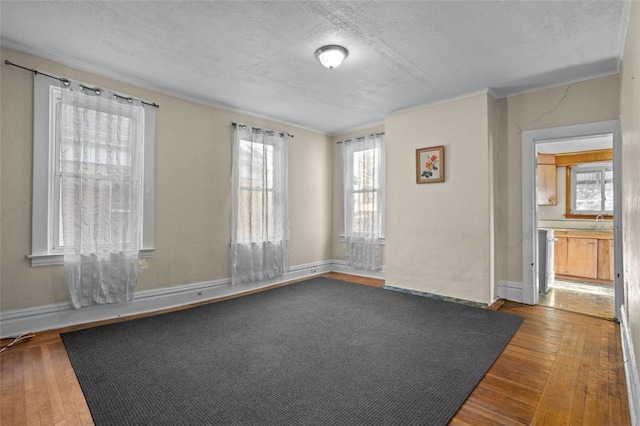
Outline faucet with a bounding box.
[595,215,604,230]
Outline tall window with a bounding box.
[570,162,613,216]
[348,146,383,236]
[230,124,289,284]
[341,133,385,270]
[237,139,277,243]
[30,74,155,266]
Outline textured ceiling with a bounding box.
[0,1,630,135]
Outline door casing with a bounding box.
[521,120,622,320]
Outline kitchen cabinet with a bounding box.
[554,236,568,278]
[537,154,557,206]
[565,237,598,278]
[597,239,614,281]
[553,230,613,283]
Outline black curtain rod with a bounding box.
[336,132,385,144]
[232,121,294,138]
[4,60,160,108]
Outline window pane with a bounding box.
[575,171,602,212]
[266,145,274,190]
[239,140,274,189]
[57,103,135,249]
[352,148,378,191]
[237,139,276,242]
[111,182,133,245]
[238,189,261,242]
[266,189,275,238]
[351,191,378,234]
[604,169,614,212]
[58,188,64,247]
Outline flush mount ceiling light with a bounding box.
[315,45,349,69]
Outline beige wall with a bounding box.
[488,95,509,302]
[0,47,332,311]
[330,125,385,262]
[385,93,492,303]
[382,76,619,305]
[620,0,640,393]
[504,75,620,283]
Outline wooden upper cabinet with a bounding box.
[537,154,557,206]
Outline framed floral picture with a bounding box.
[416,145,445,184]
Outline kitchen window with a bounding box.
[569,162,613,217]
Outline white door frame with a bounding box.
[521,120,623,320]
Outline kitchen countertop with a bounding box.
[552,229,613,239]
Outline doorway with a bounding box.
[535,135,615,318]
[521,120,623,321]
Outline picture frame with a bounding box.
[416,145,445,184]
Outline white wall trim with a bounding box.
[329,259,386,280]
[28,249,155,267]
[0,260,335,338]
[497,280,524,303]
[620,305,640,425]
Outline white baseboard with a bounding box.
[329,259,386,280]
[620,305,640,426]
[0,260,334,338]
[497,280,523,303]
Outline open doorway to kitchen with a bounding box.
[521,120,622,321]
[535,134,615,318]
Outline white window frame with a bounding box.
[569,161,613,216]
[236,138,278,244]
[340,138,386,242]
[29,75,155,266]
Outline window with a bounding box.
[341,134,385,240]
[569,162,613,216]
[236,139,278,243]
[30,74,155,266]
[349,147,382,236]
[340,133,385,271]
[230,124,289,284]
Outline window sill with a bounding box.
[565,214,613,220]
[28,248,155,267]
[338,235,386,245]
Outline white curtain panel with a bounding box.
[341,134,385,270]
[60,81,144,309]
[230,124,289,285]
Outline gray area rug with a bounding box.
[61,277,523,425]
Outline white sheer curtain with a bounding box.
[341,133,385,270]
[230,123,289,285]
[60,81,145,309]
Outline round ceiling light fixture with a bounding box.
[315,45,349,69]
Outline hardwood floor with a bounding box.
[452,300,629,425]
[538,279,615,319]
[1,273,630,425]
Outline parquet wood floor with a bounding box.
[1,273,630,425]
